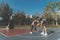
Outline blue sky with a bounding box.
[0,0,60,15]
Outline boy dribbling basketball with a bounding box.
[30,17,40,34]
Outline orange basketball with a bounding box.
[36,23,40,27]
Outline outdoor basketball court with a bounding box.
[0,28,60,40]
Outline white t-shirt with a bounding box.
[41,21,43,24]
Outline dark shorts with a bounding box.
[42,21,46,26]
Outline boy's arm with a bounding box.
[31,21,34,25]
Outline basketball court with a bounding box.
[0,28,60,40]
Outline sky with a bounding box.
[0,0,60,15]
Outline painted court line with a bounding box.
[0,31,30,38]
[7,31,41,37]
[0,31,53,38]
[20,34,52,38]
[0,32,8,38]
[0,28,54,38]
[0,30,38,37]
[0,29,30,37]
[15,33,53,38]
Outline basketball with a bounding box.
[36,23,40,27]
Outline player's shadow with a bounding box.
[38,30,54,35]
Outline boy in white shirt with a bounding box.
[40,18,47,36]
[30,17,40,34]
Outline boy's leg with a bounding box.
[44,26,47,35]
[35,26,37,31]
[31,25,34,31]
[41,25,47,35]
[30,25,34,34]
[41,26,44,35]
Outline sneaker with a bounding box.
[44,33,47,36]
[30,32,32,34]
[40,32,44,35]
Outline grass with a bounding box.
[46,24,60,28]
[14,25,31,29]
[14,24,60,28]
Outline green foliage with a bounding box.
[0,2,60,26]
[0,3,13,25]
[42,2,60,25]
[14,11,26,25]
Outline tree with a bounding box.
[0,3,13,25]
[43,2,60,25]
[42,2,59,25]
[14,11,26,25]
[56,2,60,10]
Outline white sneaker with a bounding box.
[44,33,47,36]
[30,32,32,34]
[40,32,44,35]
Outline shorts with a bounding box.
[42,21,46,26]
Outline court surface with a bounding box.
[0,28,60,40]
